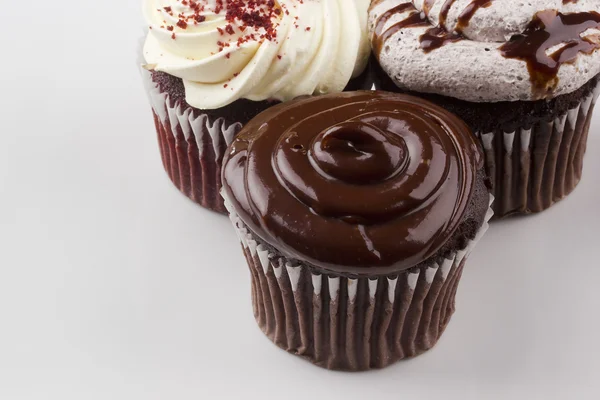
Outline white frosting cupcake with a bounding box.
[143,0,371,109]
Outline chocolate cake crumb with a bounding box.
[372,57,599,133]
[151,70,279,124]
[150,66,374,124]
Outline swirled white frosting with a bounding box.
[369,0,600,102]
[143,0,370,109]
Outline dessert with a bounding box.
[369,0,600,217]
[222,91,493,370]
[141,0,371,212]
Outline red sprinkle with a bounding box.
[161,1,288,48]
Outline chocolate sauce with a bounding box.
[439,0,458,27]
[374,0,493,55]
[369,0,387,7]
[420,0,466,53]
[222,92,482,275]
[500,10,600,97]
[456,0,494,32]
[423,0,437,14]
[373,4,429,55]
[420,26,463,52]
[563,0,579,4]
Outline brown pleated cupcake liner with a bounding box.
[223,194,494,371]
[479,81,600,218]
[142,69,242,213]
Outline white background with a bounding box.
[1,1,599,399]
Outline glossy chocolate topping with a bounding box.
[222,91,483,276]
[500,10,600,97]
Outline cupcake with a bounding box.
[368,0,600,218]
[141,0,372,213]
[221,91,493,370]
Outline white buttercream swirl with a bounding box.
[143,0,370,109]
[369,0,600,102]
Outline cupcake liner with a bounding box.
[223,194,494,371]
[141,68,242,213]
[139,36,374,213]
[479,80,600,217]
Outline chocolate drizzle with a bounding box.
[439,0,458,26]
[420,27,463,53]
[422,0,494,31]
[500,10,600,97]
[372,4,429,55]
[456,0,494,32]
[420,0,495,52]
[422,0,463,53]
[423,0,437,14]
[222,92,482,275]
[371,1,600,99]
[371,1,464,55]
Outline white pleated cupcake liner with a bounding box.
[477,80,600,217]
[138,34,375,212]
[223,192,494,370]
[141,68,242,213]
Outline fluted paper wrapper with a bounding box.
[141,69,242,213]
[481,81,600,217]
[223,194,494,371]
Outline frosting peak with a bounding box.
[143,0,370,109]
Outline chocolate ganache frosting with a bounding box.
[222,91,484,276]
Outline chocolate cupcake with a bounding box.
[369,0,600,218]
[221,91,493,370]
[141,0,372,213]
